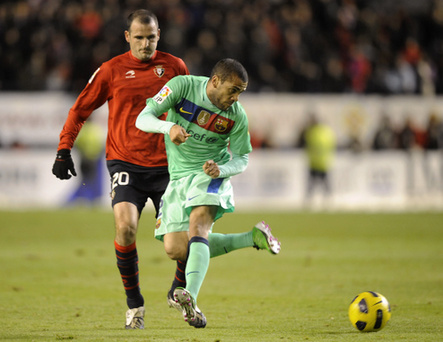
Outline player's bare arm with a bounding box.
[203,160,220,178]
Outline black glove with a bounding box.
[52,149,77,180]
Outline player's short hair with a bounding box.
[211,58,248,84]
[127,9,159,31]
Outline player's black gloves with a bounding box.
[52,149,77,179]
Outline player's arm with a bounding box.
[58,67,109,151]
[53,67,109,180]
[203,153,249,179]
[136,106,190,145]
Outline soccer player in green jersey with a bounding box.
[136,58,281,328]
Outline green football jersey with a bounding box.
[146,75,252,180]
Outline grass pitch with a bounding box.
[0,208,442,341]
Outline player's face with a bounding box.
[125,19,160,61]
[210,75,248,111]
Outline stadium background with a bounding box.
[0,0,442,211]
[1,3,443,341]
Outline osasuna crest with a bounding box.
[215,117,229,132]
[154,65,165,77]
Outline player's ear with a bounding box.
[211,75,220,88]
[124,30,130,43]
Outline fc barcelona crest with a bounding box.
[215,117,229,132]
[154,65,165,77]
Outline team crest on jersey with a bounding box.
[197,110,211,126]
[153,85,172,104]
[215,117,229,132]
[154,65,165,78]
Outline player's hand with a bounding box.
[52,149,77,180]
[203,160,220,179]
[169,125,191,145]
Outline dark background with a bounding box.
[1,0,441,94]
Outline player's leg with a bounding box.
[163,231,189,308]
[165,229,281,264]
[158,174,280,327]
[184,205,215,299]
[109,163,148,329]
[113,201,145,329]
[114,201,139,246]
[147,171,191,309]
[164,223,282,312]
[208,220,281,256]
[173,205,216,328]
[164,223,281,259]
[200,174,280,256]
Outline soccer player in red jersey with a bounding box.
[52,9,189,329]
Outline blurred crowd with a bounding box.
[1,0,443,94]
[250,109,443,151]
[370,110,443,152]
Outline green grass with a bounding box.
[0,208,442,341]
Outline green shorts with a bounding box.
[154,172,235,240]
